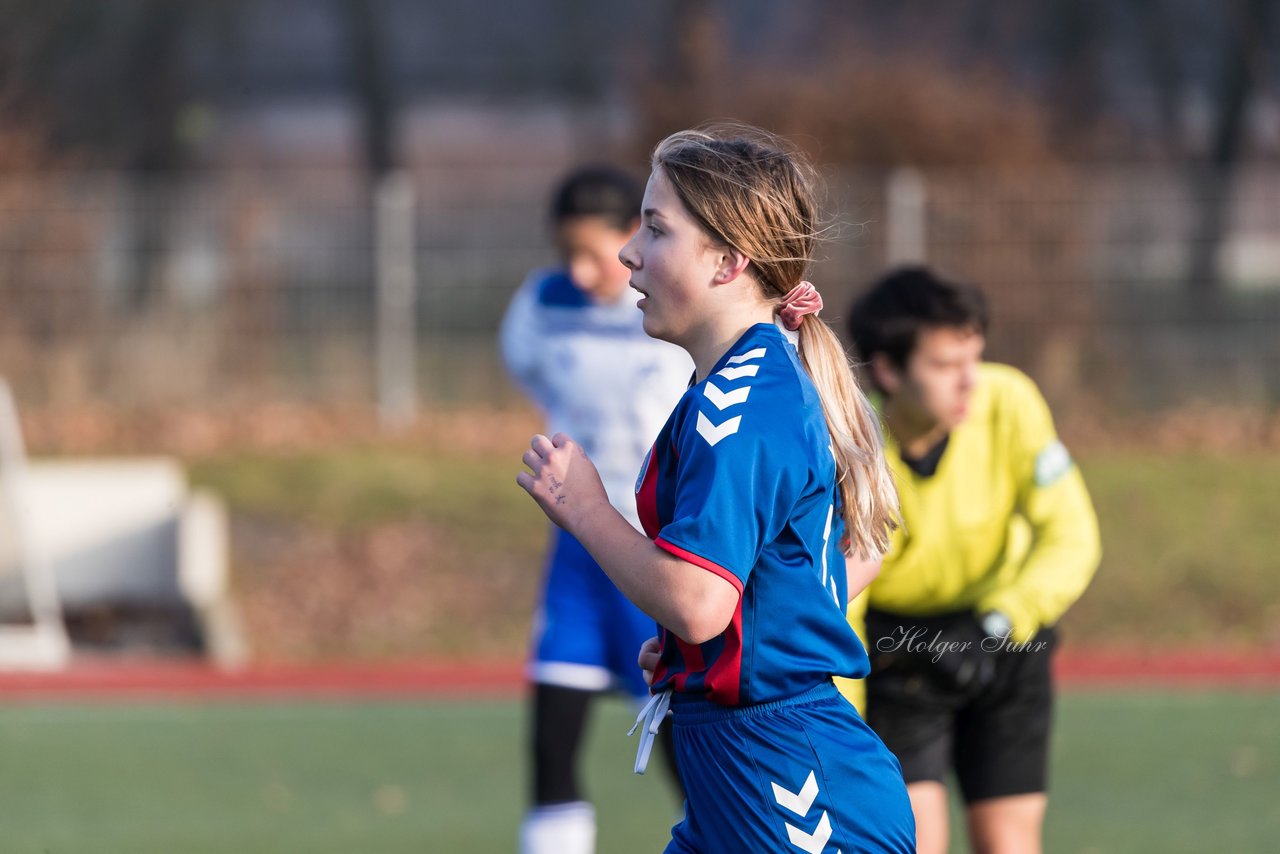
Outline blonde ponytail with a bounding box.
[796,316,899,559]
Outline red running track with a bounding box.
[0,651,1276,702]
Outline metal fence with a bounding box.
[1,165,1278,419]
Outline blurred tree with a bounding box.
[630,0,1280,330]
[119,1,187,311]
[1134,0,1188,158]
[1039,0,1107,150]
[340,0,397,181]
[1183,0,1275,309]
[0,0,237,311]
[1035,0,1277,305]
[338,0,405,372]
[641,0,725,140]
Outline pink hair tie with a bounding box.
[778,280,823,331]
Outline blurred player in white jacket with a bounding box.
[501,166,692,854]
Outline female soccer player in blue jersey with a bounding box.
[517,126,916,853]
[502,166,693,854]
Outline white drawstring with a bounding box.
[627,687,673,775]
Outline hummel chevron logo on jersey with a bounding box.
[717,364,760,381]
[727,347,767,364]
[772,770,819,816]
[695,411,741,446]
[773,770,833,853]
[703,381,751,410]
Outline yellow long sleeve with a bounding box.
[863,364,1102,641]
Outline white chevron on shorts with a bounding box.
[703,381,751,411]
[772,771,819,816]
[695,411,741,446]
[773,770,833,853]
[717,364,759,381]
[786,811,832,854]
[727,347,767,364]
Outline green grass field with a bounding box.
[0,690,1276,853]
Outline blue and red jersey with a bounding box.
[636,322,871,706]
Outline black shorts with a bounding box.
[863,607,1057,804]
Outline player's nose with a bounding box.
[619,235,640,270]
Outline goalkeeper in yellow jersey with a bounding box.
[838,266,1101,854]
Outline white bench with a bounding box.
[0,381,245,669]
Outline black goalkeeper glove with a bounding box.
[924,613,1000,694]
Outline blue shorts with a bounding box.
[529,528,654,699]
[665,682,915,854]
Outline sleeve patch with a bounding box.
[1034,440,1073,487]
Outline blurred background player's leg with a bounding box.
[521,683,596,854]
[967,793,1047,854]
[531,684,593,805]
[954,626,1058,854]
[522,530,612,854]
[908,781,951,854]
[520,803,594,854]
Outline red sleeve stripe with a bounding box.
[654,538,744,593]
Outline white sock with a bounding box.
[519,801,596,854]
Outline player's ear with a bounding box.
[712,246,751,285]
[870,353,901,396]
